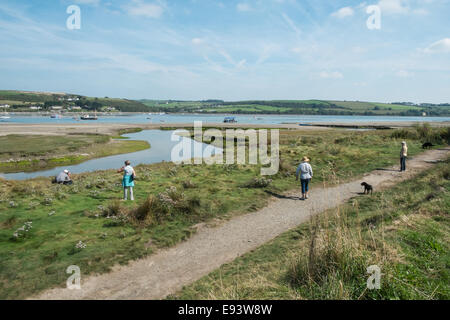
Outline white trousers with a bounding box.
[124,187,134,201]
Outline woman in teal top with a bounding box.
[117,160,136,201]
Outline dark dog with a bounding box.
[361,182,373,195]
[422,142,434,149]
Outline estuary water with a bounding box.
[0,130,223,181]
[1,113,450,125]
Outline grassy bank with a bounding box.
[0,132,149,173]
[172,160,449,300]
[0,126,448,299]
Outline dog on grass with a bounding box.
[361,182,373,195]
[422,142,434,149]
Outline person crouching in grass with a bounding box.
[118,160,136,201]
[296,157,313,200]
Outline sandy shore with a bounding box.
[0,121,448,136]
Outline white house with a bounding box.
[51,106,63,110]
[0,104,10,108]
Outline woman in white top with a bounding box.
[296,156,313,200]
[117,160,136,201]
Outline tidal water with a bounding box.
[1,113,449,125]
[0,130,222,180]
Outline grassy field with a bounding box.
[0,132,150,173]
[2,90,449,116]
[0,126,448,299]
[142,99,450,116]
[172,160,449,300]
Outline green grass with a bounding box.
[172,160,449,300]
[142,99,450,116]
[0,133,150,173]
[0,126,448,299]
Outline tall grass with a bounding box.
[390,123,450,145]
[174,159,449,300]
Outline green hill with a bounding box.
[141,99,450,116]
[1,91,449,116]
[0,91,150,112]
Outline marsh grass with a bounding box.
[0,133,150,173]
[0,127,446,299]
[174,159,449,300]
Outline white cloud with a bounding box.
[73,0,101,5]
[282,13,301,37]
[319,71,343,79]
[192,38,205,45]
[423,38,450,53]
[237,3,252,12]
[396,70,414,77]
[331,7,354,19]
[376,0,409,14]
[124,0,164,18]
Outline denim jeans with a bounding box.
[400,157,407,171]
[301,179,311,194]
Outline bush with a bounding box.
[130,187,201,226]
[101,200,124,217]
[245,177,273,188]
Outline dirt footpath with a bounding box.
[33,148,449,300]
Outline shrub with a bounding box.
[130,187,202,226]
[182,180,197,189]
[101,200,124,217]
[245,177,273,188]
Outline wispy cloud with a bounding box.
[331,7,354,18]
[237,3,252,12]
[319,71,344,79]
[281,13,301,37]
[123,0,165,18]
[422,38,450,53]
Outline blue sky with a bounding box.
[0,0,449,102]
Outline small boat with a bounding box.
[224,117,237,123]
[50,114,61,119]
[80,110,98,121]
[1,106,11,120]
[80,114,98,121]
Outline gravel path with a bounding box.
[34,148,449,300]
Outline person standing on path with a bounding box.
[118,160,136,201]
[400,141,408,172]
[296,156,313,200]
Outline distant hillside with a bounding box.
[141,99,450,116]
[1,91,449,116]
[0,90,150,112]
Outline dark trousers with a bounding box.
[400,157,407,171]
[301,179,311,194]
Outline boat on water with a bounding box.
[80,110,98,121]
[80,114,98,120]
[224,117,237,123]
[1,106,10,120]
[50,114,62,119]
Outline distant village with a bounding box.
[0,95,118,113]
